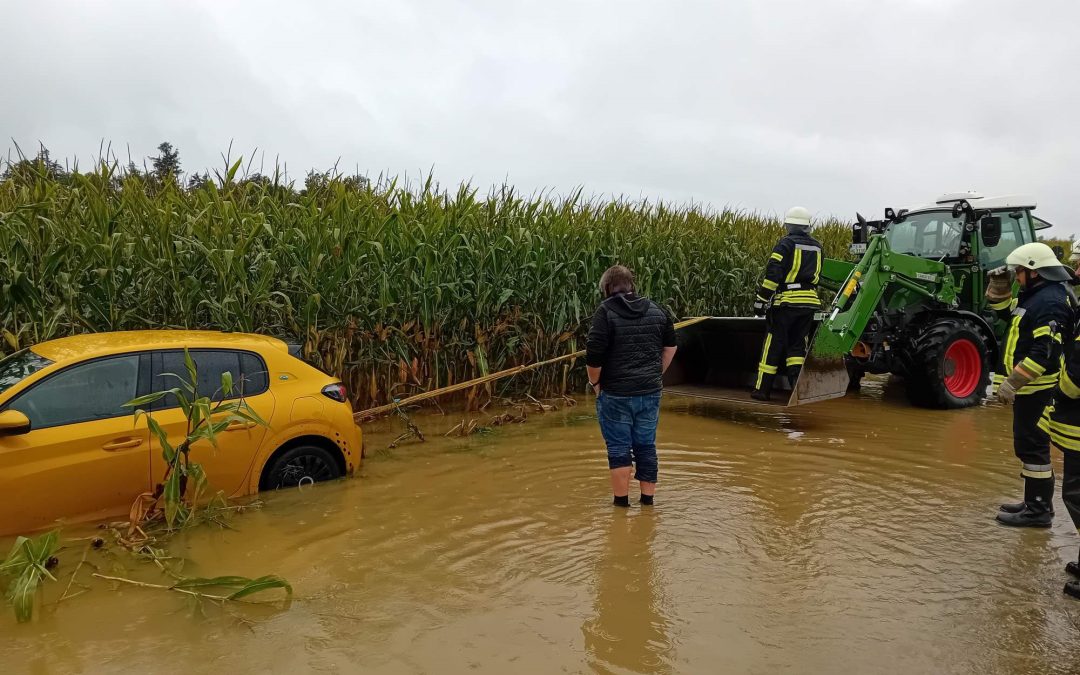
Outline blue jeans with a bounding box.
[596,391,661,483]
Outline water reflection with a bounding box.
[583,510,672,674]
[5,387,1080,674]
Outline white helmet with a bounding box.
[1006,242,1072,282]
[784,206,812,227]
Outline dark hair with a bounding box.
[599,265,634,297]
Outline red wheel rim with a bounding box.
[943,338,981,398]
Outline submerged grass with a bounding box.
[0,158,851,408]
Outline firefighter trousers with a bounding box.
[1013,388,1055,513]
[1064,450,1080,534]
[754,307,816,394]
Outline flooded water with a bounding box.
[3,377,1080,674]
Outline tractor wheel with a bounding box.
[905,319,991,409]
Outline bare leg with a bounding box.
[640,481,656,496]
[610,467,632,496]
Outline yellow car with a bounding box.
[0,330,362,536]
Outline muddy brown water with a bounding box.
[3,377,1080,674]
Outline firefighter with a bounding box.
[1039,290,1080,598]
[751,206,822,402]
[986,242,1075,527]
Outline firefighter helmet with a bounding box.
[1006,242,1072,282]
[784,206,811,227]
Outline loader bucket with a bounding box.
[663,316,849,406]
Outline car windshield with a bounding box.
[0,349,55,397]
[885,211,966,259]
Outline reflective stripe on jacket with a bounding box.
[756,232,823,309]
[990,280,1072,395]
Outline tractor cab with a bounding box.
[850,192,1045,269]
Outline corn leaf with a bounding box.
[172,575,253,590]
[0,530,59,623]
[144,415,175,462]
[123,390,171,408]
[227,575,293,600]
[183,349,198,394]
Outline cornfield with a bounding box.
[0,159,850,409]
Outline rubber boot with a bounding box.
[999,501,1026,514]
[1065,581,1080,600]
[1067,560,1080,579]
[787,365,802,390]
[751,374,774,402]
[996,475,1054,527]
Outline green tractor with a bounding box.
[664,192,1058,409]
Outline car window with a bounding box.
[154,350,268,408]
[239,353,269,395]
[7,355,140,428]
[0,349,55,398]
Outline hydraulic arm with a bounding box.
[811,234,957,359]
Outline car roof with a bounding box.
[30,330,289,363]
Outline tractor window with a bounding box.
[885,211,965,259]
[980,211,1029,268]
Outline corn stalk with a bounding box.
[0,158,851,410]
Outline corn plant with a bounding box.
[0,157,852,409]
[0,530,59,623]
[124,348,267,529]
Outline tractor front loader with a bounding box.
[665,192,1051,409]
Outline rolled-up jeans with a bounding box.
[596,390,661,483]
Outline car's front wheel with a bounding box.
[260,444,343,490]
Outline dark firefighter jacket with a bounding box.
[1041,289,1080,450]
[990,279,1073,396]
[755,231,823,309]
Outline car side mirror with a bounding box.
[0,410,31,436]
[981,215,1002,248]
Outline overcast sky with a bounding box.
[3,0,1077,233]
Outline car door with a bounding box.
[148,349,275,498]
[0,353,151,535]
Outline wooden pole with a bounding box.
[354,316,711,421]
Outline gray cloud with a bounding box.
[2,0,1077,232]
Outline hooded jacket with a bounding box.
[585,292,677,396]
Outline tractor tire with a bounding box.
[905,319,991,409]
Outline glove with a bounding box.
[996,378,1017,404]
[985,266,1016,303]
[752,300,767,317]
[996,366,1035,405]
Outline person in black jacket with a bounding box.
[750,206,823,401]
[586,265,678,507]
[986,242,1075,527]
